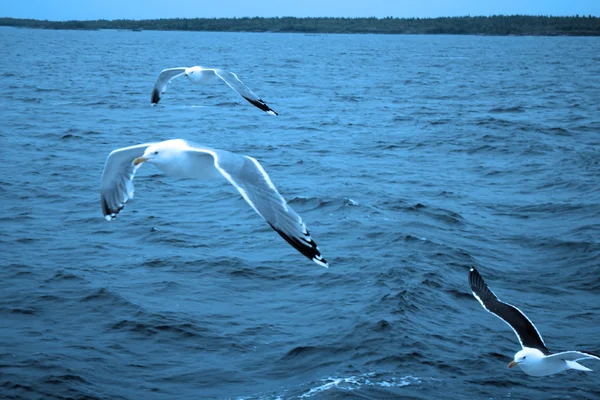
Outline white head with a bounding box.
[508,348,545,369]
[133,139,188,167]
[185,66,203,77]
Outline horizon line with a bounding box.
[1,14,598,23]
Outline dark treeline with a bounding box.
[1,15,599,36]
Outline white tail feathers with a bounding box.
[566,360,593,372]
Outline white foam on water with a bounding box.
[299,372,422,398]
[234,395,285,400]
[232,373,423,400]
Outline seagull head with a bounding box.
[133,139,187,167]
[184,66,202,77]
[508,348,544,369]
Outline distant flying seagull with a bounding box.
[100,139,326,267]
[469,267,599,376]
[151,66,278,115]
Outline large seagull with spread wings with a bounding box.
[100,139,326,267]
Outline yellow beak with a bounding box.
[133,157,148,166]
[507,361,518,369]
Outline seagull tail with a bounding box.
[566,360,593,372]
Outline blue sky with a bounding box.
[1,0,598,20]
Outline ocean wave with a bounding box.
[61,133,83,140]
[287,196,360,212]
[80,287,128,303]
[35,86,55,92]
[44,270,87,283]
[43,373,89,384]
[489,105,525,113]
[5,306,37,315]
[542,126,573,136]
[83,100,110,106]
[512,202,591,215]
[215,101,241,108]
[375,200,464,226]
[229,265,295,281]
[335,94,363,103]
[109,317,209,340]
[18,97,43,103]
[282,345,343,360]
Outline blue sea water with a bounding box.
[0,27,599,399]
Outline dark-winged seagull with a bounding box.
[469,267,599,376]
[100,139,326,267]
[151,66,278,115]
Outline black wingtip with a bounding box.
[151,88,160,104]
[242,96,278,115]
[267,223,327,267]
[468,266,483,291]
[469,266,497,302]
[101,195,110,218]
[101,194,123,221]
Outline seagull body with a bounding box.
[100,139,326,267]
[469,267,599,376]
[151,66,278,115]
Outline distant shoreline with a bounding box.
[1,15,599,36]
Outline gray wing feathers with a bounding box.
[213,69,278,115]
[547,351,600,362]
[212,151,326,266]
[152,68,186,104]
[100,144,151,220]
[213,69,260,100]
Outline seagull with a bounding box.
[151,66,278,115]
[100,139,326,267]
[469,267,599,376]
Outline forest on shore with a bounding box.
[1,15,599,36]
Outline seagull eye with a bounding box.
[153,151,159,155]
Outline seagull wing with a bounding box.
[151,67,187,104]
[469,267,550,353]
[100,143,153,220]
[546,351,600,362]
[186,145,326,267]
[211,69,278,115]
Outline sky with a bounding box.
[1,0,598,21]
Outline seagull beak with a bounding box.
[133,157,148,166]
[507,361,518,369]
